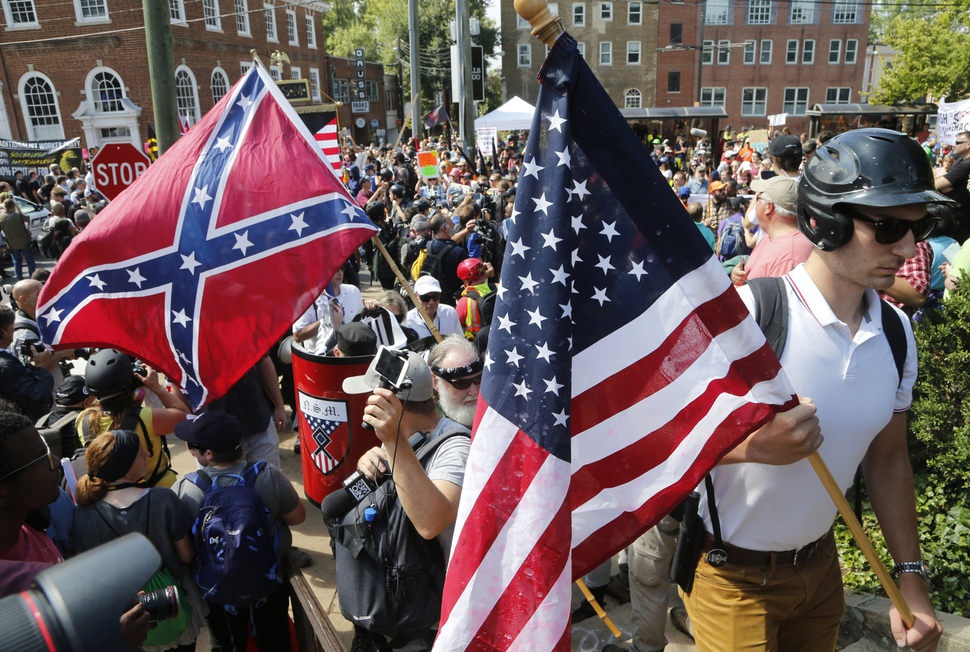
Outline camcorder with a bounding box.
[19,339,45,358]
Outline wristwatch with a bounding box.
[891,560,932,582]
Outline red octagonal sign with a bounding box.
[91,143,151,201]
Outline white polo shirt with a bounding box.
[403,304,463,340]
[699,264,917,551]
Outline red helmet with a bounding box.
[457,257,485,282]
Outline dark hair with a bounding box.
[0,411,34,477]
[816,130,836,144]
[209,447,244,465]
[0,304,14,331]
[429,213,449,234]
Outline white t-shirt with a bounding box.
[403,304,463,339]
[699,264,917,551]
[334,283,363,324]
[292,294,337,355]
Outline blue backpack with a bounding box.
[188,461,282,611]
[718,219,751,261]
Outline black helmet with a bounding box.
[389,184,405,198]
[413,198,431,212]
[85,348,134,400]
[798,128,956,251]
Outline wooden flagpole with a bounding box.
[513,0,915,633]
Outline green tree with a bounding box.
[871,3,970,104]
[318,0,498,115]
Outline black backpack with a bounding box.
[328,427,469,643]
[419,239,457,285]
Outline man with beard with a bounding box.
[427,335,482,429]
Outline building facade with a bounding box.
[0,0,388,155]
[501,0,870,135]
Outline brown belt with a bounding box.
[701,530,830,568]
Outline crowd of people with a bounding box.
[1,120,968,652]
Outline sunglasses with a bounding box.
[444,373,483,390]
[847,210,939,245]
[420,293,441,302]
[0,438,56,483]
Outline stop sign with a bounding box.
[91,143,151,200]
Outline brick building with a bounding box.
[0,0,388,154]
[501,0,870,135]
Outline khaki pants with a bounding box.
[629,515,680,652]
[681,529,844,652]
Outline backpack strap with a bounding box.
[414,427,470,464]
[187,469,213,492]
[879,300,907,389]
[242,460,267,486]
[746,276,789,360]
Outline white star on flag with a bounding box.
[523,157,545,179]
[547,109,566,132]
[289,212,308,236]
[233,231,253,255]
[172,309,192,327]
[86,274,106,290]
[191,185,212,209]
[42,307,62,325]
[180,252,201,275]
[127,268,146,288]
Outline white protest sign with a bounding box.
[937,97,970,145]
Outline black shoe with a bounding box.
[289,546,311,568]
[294,440,300,455]
[602,645,628,652]
[669,605,694,640]
[605,575,630,603]
[350,626,378,652]
[571,583,607,623]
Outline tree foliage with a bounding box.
[318,0,498,114]
[870,3,970,104]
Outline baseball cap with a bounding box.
[768,135,803,157]
[342,348,434,401]
[55,375,88,406]
[751,175,798,213]
[709,180,727,192]
[677,186,691,198]
[414,276,442,295]
[174,410,242,453]
[335,323,378,357]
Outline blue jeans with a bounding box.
[10,247,35,280]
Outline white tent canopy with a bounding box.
[474,96,536,131]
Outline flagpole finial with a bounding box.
[514,0,563,47]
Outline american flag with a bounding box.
[36,66,377,408]
[300,110,342,172]
[307,412,345,474]
[433,34,797,652]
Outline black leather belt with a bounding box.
[701,530,830,568]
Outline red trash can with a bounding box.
[291,344,379,507]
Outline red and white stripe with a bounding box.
[434,258,796,652]
[314,118,341,171]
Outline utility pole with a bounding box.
[455,0,476,161]
[407,0,421,148]
[142,0,180,155]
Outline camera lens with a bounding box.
[136,586,180,621]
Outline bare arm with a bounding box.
[138,367,191,434]
[280,500,306,526]
[862,412,941,652]
[257,356,287,432]
[173,534,194,565]
[882,277,927,309]
[720,397,821,465]
[934,175,953,194]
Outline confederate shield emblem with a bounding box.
[297,391,350,474]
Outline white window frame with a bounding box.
[333,79,350,103]
[234,0,250,35]
[169,0,186,24]
[599,41,612,65]
[747,0,771,25]
[627,41,641,65]
[285,9,298,45]
[290,66,301,80]
[517,44,532,67]
[309,68,321,101]
[760,39,772,64]
[74,0,109,23]
[600,1,612,21]
[0,84,11,139]
[741,87,767,116]
[828,39,841,64]
[832,0,857,23]
[88,67,126,113]
[702,39,714,65]
[211,67,230,104]
[3,0,39,27]
[625,88,641,109]
[786,39,799,64]
[845,39,858,64]
[717,39,730,65]
[306,13,317,48]
[576,42,586,58]
[366,80,379,102]
[628,1,641,24]
[825,87,851,104]
[19,72,65,140]
[743,40,756,65]
[264,3,278,43]
[572,3,585,26]
[706,0,729,25]
[516,13,529,28]
[240,61,254,76]
[783,87,810,115]
[802,39,815,64]
[269,65,282,81]
[203,0,222,31]
[175,65,201,126]
[700,87,726,107]
[789,0,814,23]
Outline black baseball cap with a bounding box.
[768,135,802,157]
[55,375,88,405]
[174,410,242,453]
[336,323,378,357]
